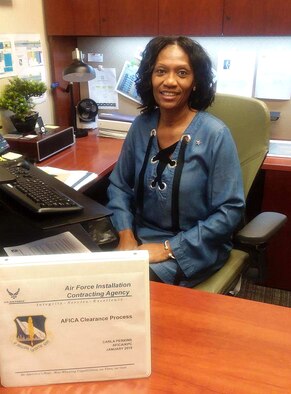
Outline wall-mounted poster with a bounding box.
[88,67,119,110]
[115,61,141,104]
[0,34,45,83]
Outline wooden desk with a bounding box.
[38,131,123,202]
[262,155,291,172]
[1,282,291,393]
[39,130,123,180]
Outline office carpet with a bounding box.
[237,279,291,308]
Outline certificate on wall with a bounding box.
[216,50,256,97]
[88,67,119,109]
[255,50,291,100]
[0,251,151,387]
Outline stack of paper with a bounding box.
[98,113,135,139]
[4,232,91,256]
[98,129,129,139]
[39,166,98,190]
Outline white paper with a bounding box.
[216,51,256,97]
[88,52,103,62]
[4,232,90,256]
[255,51,291,100]
[1,152,23,160]
[268,140,291,158]
[88,67,119,110]
[39,166,98,191]
[99,129,127,139]
[0,251,151,387]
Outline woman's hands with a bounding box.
[117,229,171,263]
[138,243,169,263]
[117,229,139,251]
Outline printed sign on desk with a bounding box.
[0,251,151,387]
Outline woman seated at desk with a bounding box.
[107,36,245,287]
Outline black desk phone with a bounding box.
[0,134,16,183]
[0,133,10,155]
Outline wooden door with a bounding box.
[72,0,100,36]
[43,0,75,35]
[43,0,100,36]
[224,0,291,36]
[159,0,224,36]
[100,0,158,36]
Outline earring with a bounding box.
[193,86,196,91]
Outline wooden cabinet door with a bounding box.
[43,0,100,36]
[99,0,158,36]
[73,0,100,36]
[43,0,75,35]
[224,0,291,36]
[159,0,224,36]
[262,167,291,291]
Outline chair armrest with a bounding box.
[235,212,287,246]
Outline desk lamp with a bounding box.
[63,48,96,138]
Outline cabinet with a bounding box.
[99,0,158,36]
[44,0,158,37]
[261,157,291,291]
[263,171,291,291]
[159,0,223,36]
[44,0,291,37]
[224,0,291,36]
[43,0,100,36]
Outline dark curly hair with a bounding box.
[135,36,215,113]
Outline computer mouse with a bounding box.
[17,160,31,170]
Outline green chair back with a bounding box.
[207,93,270,198]
[195,94,271,294]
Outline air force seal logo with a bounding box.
[15,315,46,348]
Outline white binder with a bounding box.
[0,251,151,387]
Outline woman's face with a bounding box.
[151,44,195,112]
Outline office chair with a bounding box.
[193,93,287,294]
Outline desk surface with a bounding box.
[1,282,291,393]
[38,131,124,178]
[39,132,291,176]
[262,155,291,172]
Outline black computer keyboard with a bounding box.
[0,161,83,214]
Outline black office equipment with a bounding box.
[0,134,10,155]
[36,116,46,134]
[77,98,98,124]
[63,48,96,138]
[0,166,16,184]
[0,160,111,230]
[5,126,75,162]
[0,160,83,214]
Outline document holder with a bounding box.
[0,251,151,387]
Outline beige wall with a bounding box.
[0,0,54,133]
[80,36,291,141]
